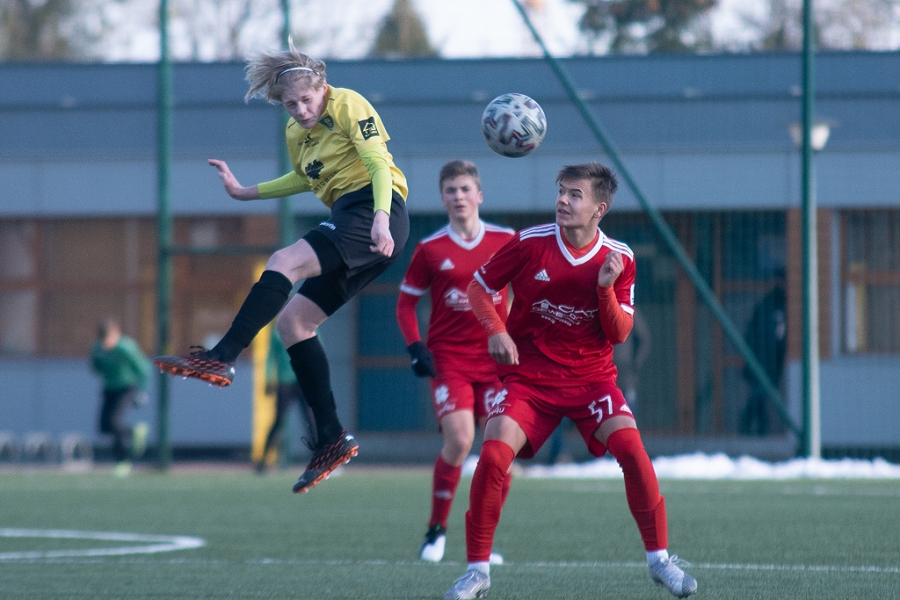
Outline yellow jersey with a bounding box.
[258,86,408,208]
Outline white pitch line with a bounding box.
[0,528,205,560]
[66,557,900,576]
[508,560,900,575]
[691,561,900,574]
[2,542,897,576]
[255,558,900,575]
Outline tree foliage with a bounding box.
[0,0,78,59]
[741,0,900,51]
[573,0,717,53]
[370,0,436,58]
[169,0,281,61]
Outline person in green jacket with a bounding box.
[90,318,150,476]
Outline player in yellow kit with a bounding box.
[155,40,409,494]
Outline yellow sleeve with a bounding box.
[358,145,393,214]
[257,171,311,199]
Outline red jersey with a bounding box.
[399,221,515,362]
[474,223,635,385]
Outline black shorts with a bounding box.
[300,185,409,316]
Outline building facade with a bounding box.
[1,52,898,461]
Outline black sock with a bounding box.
[212,270,292,363]
[287,337,344,446]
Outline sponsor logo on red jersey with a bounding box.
[531,299,598,326]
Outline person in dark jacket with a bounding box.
[740,284,786,436]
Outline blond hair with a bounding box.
[244,38,327,104]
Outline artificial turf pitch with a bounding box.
[2,465,898,599]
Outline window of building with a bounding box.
[0,221,37,354]
[0,215,277,358]
[842,210,900,354]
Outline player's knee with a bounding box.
[606,427,646,464]
[480,439,516,473]
[265,249,304,280]
[267,245,320,282]
[274,312,292,337]
[275,311,316,344]
[265,249,294,275]
[441,447,469,466]
[443,431,475,464]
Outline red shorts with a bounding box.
[430,370,502,423]
[487,380,634,459]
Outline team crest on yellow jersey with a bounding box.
[358,117,379,140]
[319,115,334,130]
[305,159,324,179]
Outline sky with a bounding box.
[89,0,755,62]
[95,0,899,62]
[105,0,585,61]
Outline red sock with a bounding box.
[430,455,462,528]
[465,440,515,562]
[606,428,668,551]
[500,471,512,506]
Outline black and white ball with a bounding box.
[481,93,547,158]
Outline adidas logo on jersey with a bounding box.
[534,269,550,282]
[440,258,455,271]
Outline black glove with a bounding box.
[407,341,437,378]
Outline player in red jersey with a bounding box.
[396,160,514,563]
[444,163,697,600]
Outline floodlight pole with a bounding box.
[276,0,294,470]
[156,0,174,470]
[800,0,822,459]
[279,0,293,248]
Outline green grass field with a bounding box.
[2,465,898,599]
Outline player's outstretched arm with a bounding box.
[208,159,261,201]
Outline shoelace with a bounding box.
[459,570,487,587]
[185,346,230,368]
[667,555,691,568]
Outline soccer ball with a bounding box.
[481,93,547,158]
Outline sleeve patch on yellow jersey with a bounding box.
[358,117,380,140]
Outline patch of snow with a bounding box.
[463,452,900,479]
